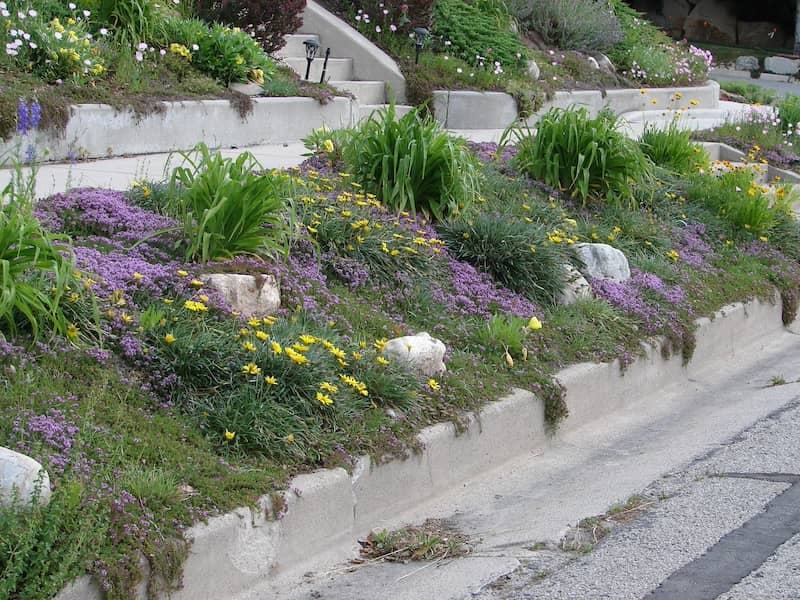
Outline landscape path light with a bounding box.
[414,27,429,65]
[303,38,321,81]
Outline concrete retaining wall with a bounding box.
[0,97,356,162]
[55,292,793,599]
[431,81,721,130]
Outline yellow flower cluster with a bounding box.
[169,43,192,61]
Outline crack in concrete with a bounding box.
[645,479,800,599]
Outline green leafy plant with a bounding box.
[639,121,709,175]
[718,81,777,106]
[93,0,174,46]
[0,201,75,340]
[683,169,791,235]
[778,94,800,133]
[507,0,622,52]
[165,19,275,85]
[342,105,481,220]
[511,107,651,207]
[167,143,288,262]
[439,213,572,305]
[472,313,529,355]
[433,0,528,73]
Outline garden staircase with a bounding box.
[277,34,413,122]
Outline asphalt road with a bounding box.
[479,394,800,600]
[711,68,800,98]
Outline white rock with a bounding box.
[201,273,280,317]
[558,263,594,306]
[586,56,600,70]
[1,446,50,507]
[382,332,446,376]
[764,56,800,76]
[575,243,631,281]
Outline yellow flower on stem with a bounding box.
[666,249,680,262]
[164,333,176,345]
[316,392,334,406]
[320,381,339,393]
[428,379,440,391]
[376,356,389,365]
[271,341,283,355]
[286,348,309,365]
[190,279,204,288]
[241,362,261,376]
[132,272,143,282]
[243,341,256,352]
[248,317,261,328]
[374,338,388,353]
[255,330,269,341]
[527,316,543,331]
[224,429,236,441]
[66,323,80,341]
[264,375,278,385]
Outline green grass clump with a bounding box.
[342,105,481,220]
[438,213,572,305]
[639,122,709,175]
[512,107,651,207]
[718,81,777,105]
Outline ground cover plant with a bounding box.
[1,99,798,598]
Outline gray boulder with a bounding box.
[558,264,594,306]
[734,56,759,72]
[575,243,631,281]
[1,446,50,507]
[201,273,280,317]
[764,56,800,76]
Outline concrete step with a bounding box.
[330,80,386,104]
[711,160,770,184]
[274,34,321,59]
[283,56,354,82]
[358,103,414,122]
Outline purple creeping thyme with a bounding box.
[11,408,82,476]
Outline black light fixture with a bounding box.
[413,27,429,65]
[303,39,321,80]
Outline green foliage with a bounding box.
[302,125,354,167]
[342,105,481,220]
[0,201,75,340]
[777,94,800,132]
[639,122,709,175]
[93,0,174,46]
[718,81,777,105]
[439,213,571,305]
[433,0,528,72]
[682,169,790,235]
[606,0,672,72]
[511,107,651,207]
[507,0,622,52]
[165,19,275,85]
[0,7,106,84]
[167,143,289,262]
[471,313,529,355]
[0,482,105,600]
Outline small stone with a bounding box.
[734,56,759,72]
[383,332,446,376]
[575,243,631,281]
[526,59,540,80]
[0,446,50,507]
[201,273,280,317]
[558,264,594,306]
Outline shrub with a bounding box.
[606,0,671,71]
[507,0,622,52]
[341,0,435,30]
[1,7,107,84]
[193,0,306,54]
[438,213,572,305]
[433,0,528,73]
[512,107,651,207]
[683,169,791,236]
[342,105,481,220]
[639,122,709,175]
[92,0,174,46]
[165,19,275,85]
[166,143,289,262]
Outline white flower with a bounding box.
[28,9,37,17]
[1,9,8,17]
[28,41,36,48]
[22,32,29,40]
[456,67,462,74]
[375,25,381,32]
[138,42,148,51]
[69,3,76,9]
[0,2,6,10]
[54,31,63,40]
[83,59,91,65]
[135,51,143,61]
[191,43,199,50]
[83,10,90,17]
[160,48,166,55]
[17,10,25,19]
[99,28,108,36]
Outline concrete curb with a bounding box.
[432,81,721,130]
[702,141,800,184]
[55,292,794,599]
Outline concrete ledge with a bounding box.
[298,0,405,103]
[56,292,795,599]
[1,97,357,163]
[701,142,800,183]
[432,81,721,130]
